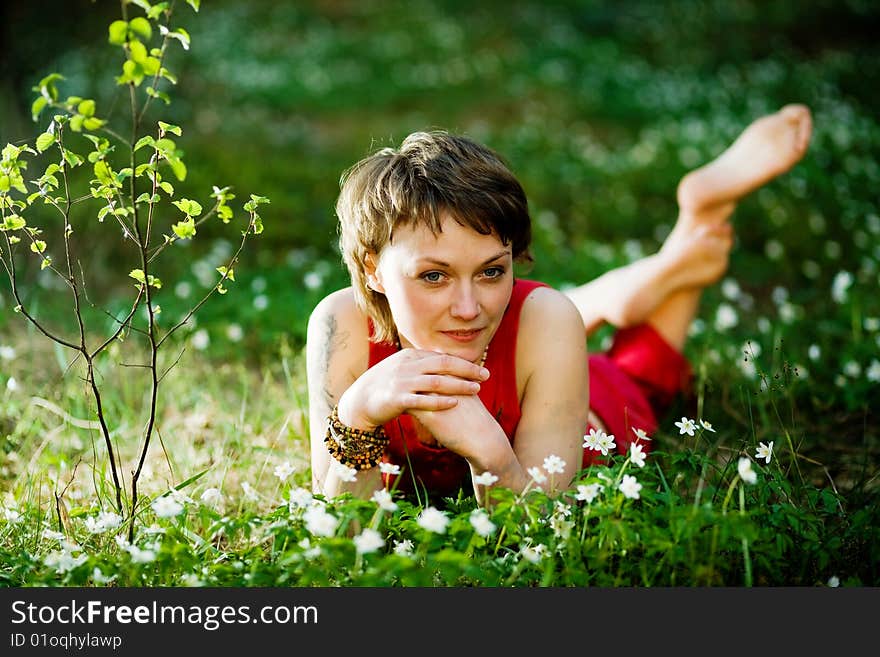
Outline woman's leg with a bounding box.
[566,103,813,348]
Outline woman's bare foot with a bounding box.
[676,103,813,215]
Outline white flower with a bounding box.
[844,360,861,378]
[353,528,384,555]
[520,542,547,564]
[699,419,716,432]
[225,323,244,342]
[714,303,739,331]
[831,270,853,304]
[755,441,774,464]
[575,482,602,504]
[527,466,547,484]
[297,537,322,560]
[675,417,697,436]
[84,511,123,534]
[632,427,651,442]
[583,427,605,452]
[3,508,22,524]
[550,515,573,540]
[370,489,398,512]
[473,470,499,486]
[92,567,116,585]
[6,377,19,392]
[42,528,66,542]
[200,487,223,507]
[827,576,840,588]
[126,544,157,563]
[0,345,16,360]
[151,495,184,518]
[273,461,296,482]
[253,294,269,311]
[629,443,646,468]
[303,271,323,290]
[597,431,616,456]
[469,510,497,537]
[737,457,758,485]
[288,487,314,511]
[333,461,358,483]
[393,539,414,556]
[543,454,566,474]
[619,474,642,500]
[417,506,449,534]
[44,548,88,573]
[379,462,401,476]
[867,360,880,383]
[808,344,821,361]
[191,328,210,350]
[241,481,260,500]
[303,506,339,537]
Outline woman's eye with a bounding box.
[421,271,444,283]
[483,266,505,278]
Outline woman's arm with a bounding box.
[306,288,382,498]
[511,286,589,490]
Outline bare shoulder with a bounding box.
[516,285,587,389]
[519,285,584,334]
[306,287,370,381]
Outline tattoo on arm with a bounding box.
[319,313,350,408]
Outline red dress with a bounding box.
[369,279,691,498]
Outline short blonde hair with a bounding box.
[336,130,533,343]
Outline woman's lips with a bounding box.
[441,329,483,343]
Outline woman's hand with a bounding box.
[407,391,508,462]
[336,348,490,431]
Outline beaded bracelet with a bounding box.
[324,405,389,471]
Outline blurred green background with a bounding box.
[1,0,878,407]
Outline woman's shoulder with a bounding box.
[307,287,370,344]
[518,281,579,323]
[516,282,585,362]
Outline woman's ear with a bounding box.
[364,253,385,293]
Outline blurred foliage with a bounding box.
[1,1,878,412]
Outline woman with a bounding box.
[307,104,813,504]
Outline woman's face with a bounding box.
[367,213,514,363]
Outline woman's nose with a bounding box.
[450,284,480,320]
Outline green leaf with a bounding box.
[148,4,169,20]
[1,214,26,231]
[83,117,105,131]
[77,99,96,117]
[35,132,55,153]
[108,20,129,45]
[172,198,202,216]
[40,256,52,270]
[171,216,196,239]
[159,181,174,196]
[93,160,113,186]
[186,0,201,12]
[129,17,153,41]
[69,115,84,132]
[158,121,182,136]
[129,269,146,284]
[31,96,48,121]
[134,136,155,152]
[168,157,187,181]
[129,40,149,64]
[30,240,47,254]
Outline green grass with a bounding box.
[0,0,878,586]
